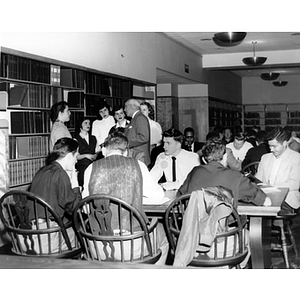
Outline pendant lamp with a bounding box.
[243,41,267,66]
[273,73,288,87]
[260,69,280,81]
[213,32,247,46]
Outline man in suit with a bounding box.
[256,127,300,215]
[178,139,271,207]
[182,127,204,153]
[124,99,151,166]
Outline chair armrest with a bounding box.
[147,217,159,234]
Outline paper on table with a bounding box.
[257,183,280,192]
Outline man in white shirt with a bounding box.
[256,127,300,215]
[150,128,200,191]
[226,132,253,162]
[82,131,168,264]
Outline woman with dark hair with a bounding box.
[74,117,98,188]
[140,101,162,150]
[49,101,72,152]
[25,137,81,253]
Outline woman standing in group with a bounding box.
[49,101,72,152]
[74,117,98,188]
[140,101,162,151]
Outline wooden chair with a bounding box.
[271,214,299,269]
[164,193,249,268]
[0,190,82,258]
[72,194,161,264]
[242,161,261,183]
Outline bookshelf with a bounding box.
[0,47,156,190]
[243,103,300,133]
[209,98,242,132]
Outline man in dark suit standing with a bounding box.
[182,127,204,153]
[124,99,151,166]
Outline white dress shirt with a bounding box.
[82,154,166,204]
[150,149,200,190]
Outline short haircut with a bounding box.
[206,131,219,142]
[47,137,78,164]
[50,101,68,122]
[103,131,129,154]
[75,116,91,135]
[256,130,267,143]
[202,139,226,163]
[184,127,195,136]
[112,105,125,115]
[267,127,291,143]
[140,101,155,120]
[98,101,111,111]
[126,99,140,108]
[163,128,184,145]
[234,132,247,141]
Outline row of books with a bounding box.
[11,111,51,134]
[9,136,49,159]
[9,157,46,187]
[1,53,51,84]
[86,73,111,96]
[60,68,85,89]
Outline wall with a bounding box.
[208,70,243,104]
[0,32,205,85]
[242,75,300,105]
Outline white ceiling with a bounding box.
[158,32,300,84]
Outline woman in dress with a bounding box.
[49,101,72,152]
[140,101,162,151]
[74,117,98,188]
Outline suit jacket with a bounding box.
[183,141,204,153]
[256,147,300,208]
[125,111,151,166]
[178,161,266,207]
[242,143,270,169]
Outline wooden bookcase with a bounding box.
[243,103,300,133]
[0,47,155,190]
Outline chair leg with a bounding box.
[286,222,299,258]
[279,221,290,269]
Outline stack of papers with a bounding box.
[257,183,280,192]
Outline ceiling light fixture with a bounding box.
[260,69,280,81]
[242,41,267,66]
[273,73,288,87]
[213,32,247,46]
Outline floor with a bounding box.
[1,216,300,268]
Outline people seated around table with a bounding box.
[140,101,163,152]
[20,137,81,253]
[177,139,271,207]
[200,131,241,171]
[92,100,115,148]
[242,130,270,169]
[256,127,300,215]
[226,131,253,164]
[82,131,168,264]
[74,117,99,189]
[49,101,72,152]
[108,105,130,135]
[182,127,205,153]
[223,127,234,144]
[150,128,200,191]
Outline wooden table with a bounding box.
[238,187,289,269]
[143,187,289,269]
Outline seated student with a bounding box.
[256,127,300,215]
[242,130,270,169]
[82,131,168,264]
[178,139,271,208]
[150,128,200,191]
[226,131,253,163]
[74,117,99,189]
[20,138,81,253]
[182,127,204,153]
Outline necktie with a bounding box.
[188,145,192,152]
[172,156,176,182]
